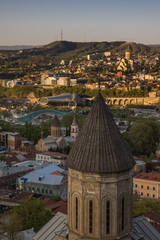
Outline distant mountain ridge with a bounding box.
[0,45,40,50]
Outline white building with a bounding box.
[36,151,67,167]
[57,77,70,86]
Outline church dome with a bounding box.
[68,92,135,173]
[51,115,61,127]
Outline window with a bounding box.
[153,194,155,198]
[46,189,48,194]
[106,200,110,234]
[89,200,93,233]
[141,192,143,196]
[42,189,44,193]
[76,197,78,229]
[153,187,155,191]
[122,198,124,231]
[50,190,52,194]
[147,186,150,190]
[141,185,143,189]
[135,184,138,188]
[147,193,149,197]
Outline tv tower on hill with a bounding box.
[61,28,63,41]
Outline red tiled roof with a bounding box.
[134,172,160,182]
[50,171,62,176]
[0,188,33,203]
[44,198,67,215]
[5,156,20,166]
[41,151,67,158]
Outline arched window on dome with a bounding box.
[122,197,124,231]
[89,200,93,233]
[75,197,78,229]
[106,200,110,234]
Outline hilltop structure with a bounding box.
[67,91,136,240]
[117,48,134,72]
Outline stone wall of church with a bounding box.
[68,168,133,240]
[51,126,61,138]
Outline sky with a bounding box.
[0,0,160,46]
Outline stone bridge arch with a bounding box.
[124,99,129,105]
[113,99,118,105]
[107,99,112,105]
[130,99,135,104]
[118,99,123,105]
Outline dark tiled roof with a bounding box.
[51,115,61,127]
[132,215,160,240]
[68,92,135,173]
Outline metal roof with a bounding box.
[132,215,160,240]
[33,212,68,240]
[20,164,66,186]
[0,161,49,177]
[32,214,160,240]
[21,171,64,185]
[35,164,64,174]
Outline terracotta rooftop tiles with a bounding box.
[135,172,160,182]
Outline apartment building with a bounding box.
[0,132,21,150]
[133,172,160,199]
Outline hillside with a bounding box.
[22,41,125,60]
[1,41,160,66]
[23,40,155,59]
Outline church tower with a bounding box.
[51,115,61,139]
[125,47,131,60]
[67,92,135,240]
[70,115,79,138]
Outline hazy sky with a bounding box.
[0,0,160,45]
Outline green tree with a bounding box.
[61,113,87,129]
[40,119,53,138]
[52,196,62,202]
[19,122,41,144]
[0,120,15,132]
[0,110,12,121]
[133,197,160,218]
[123,119,160,157]
[12,198,52,232]
[0,213,23,240]
[0,154,5,161]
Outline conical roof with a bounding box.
[71,114,78,126]
[67,93,135,173]
[51,115,61,127]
